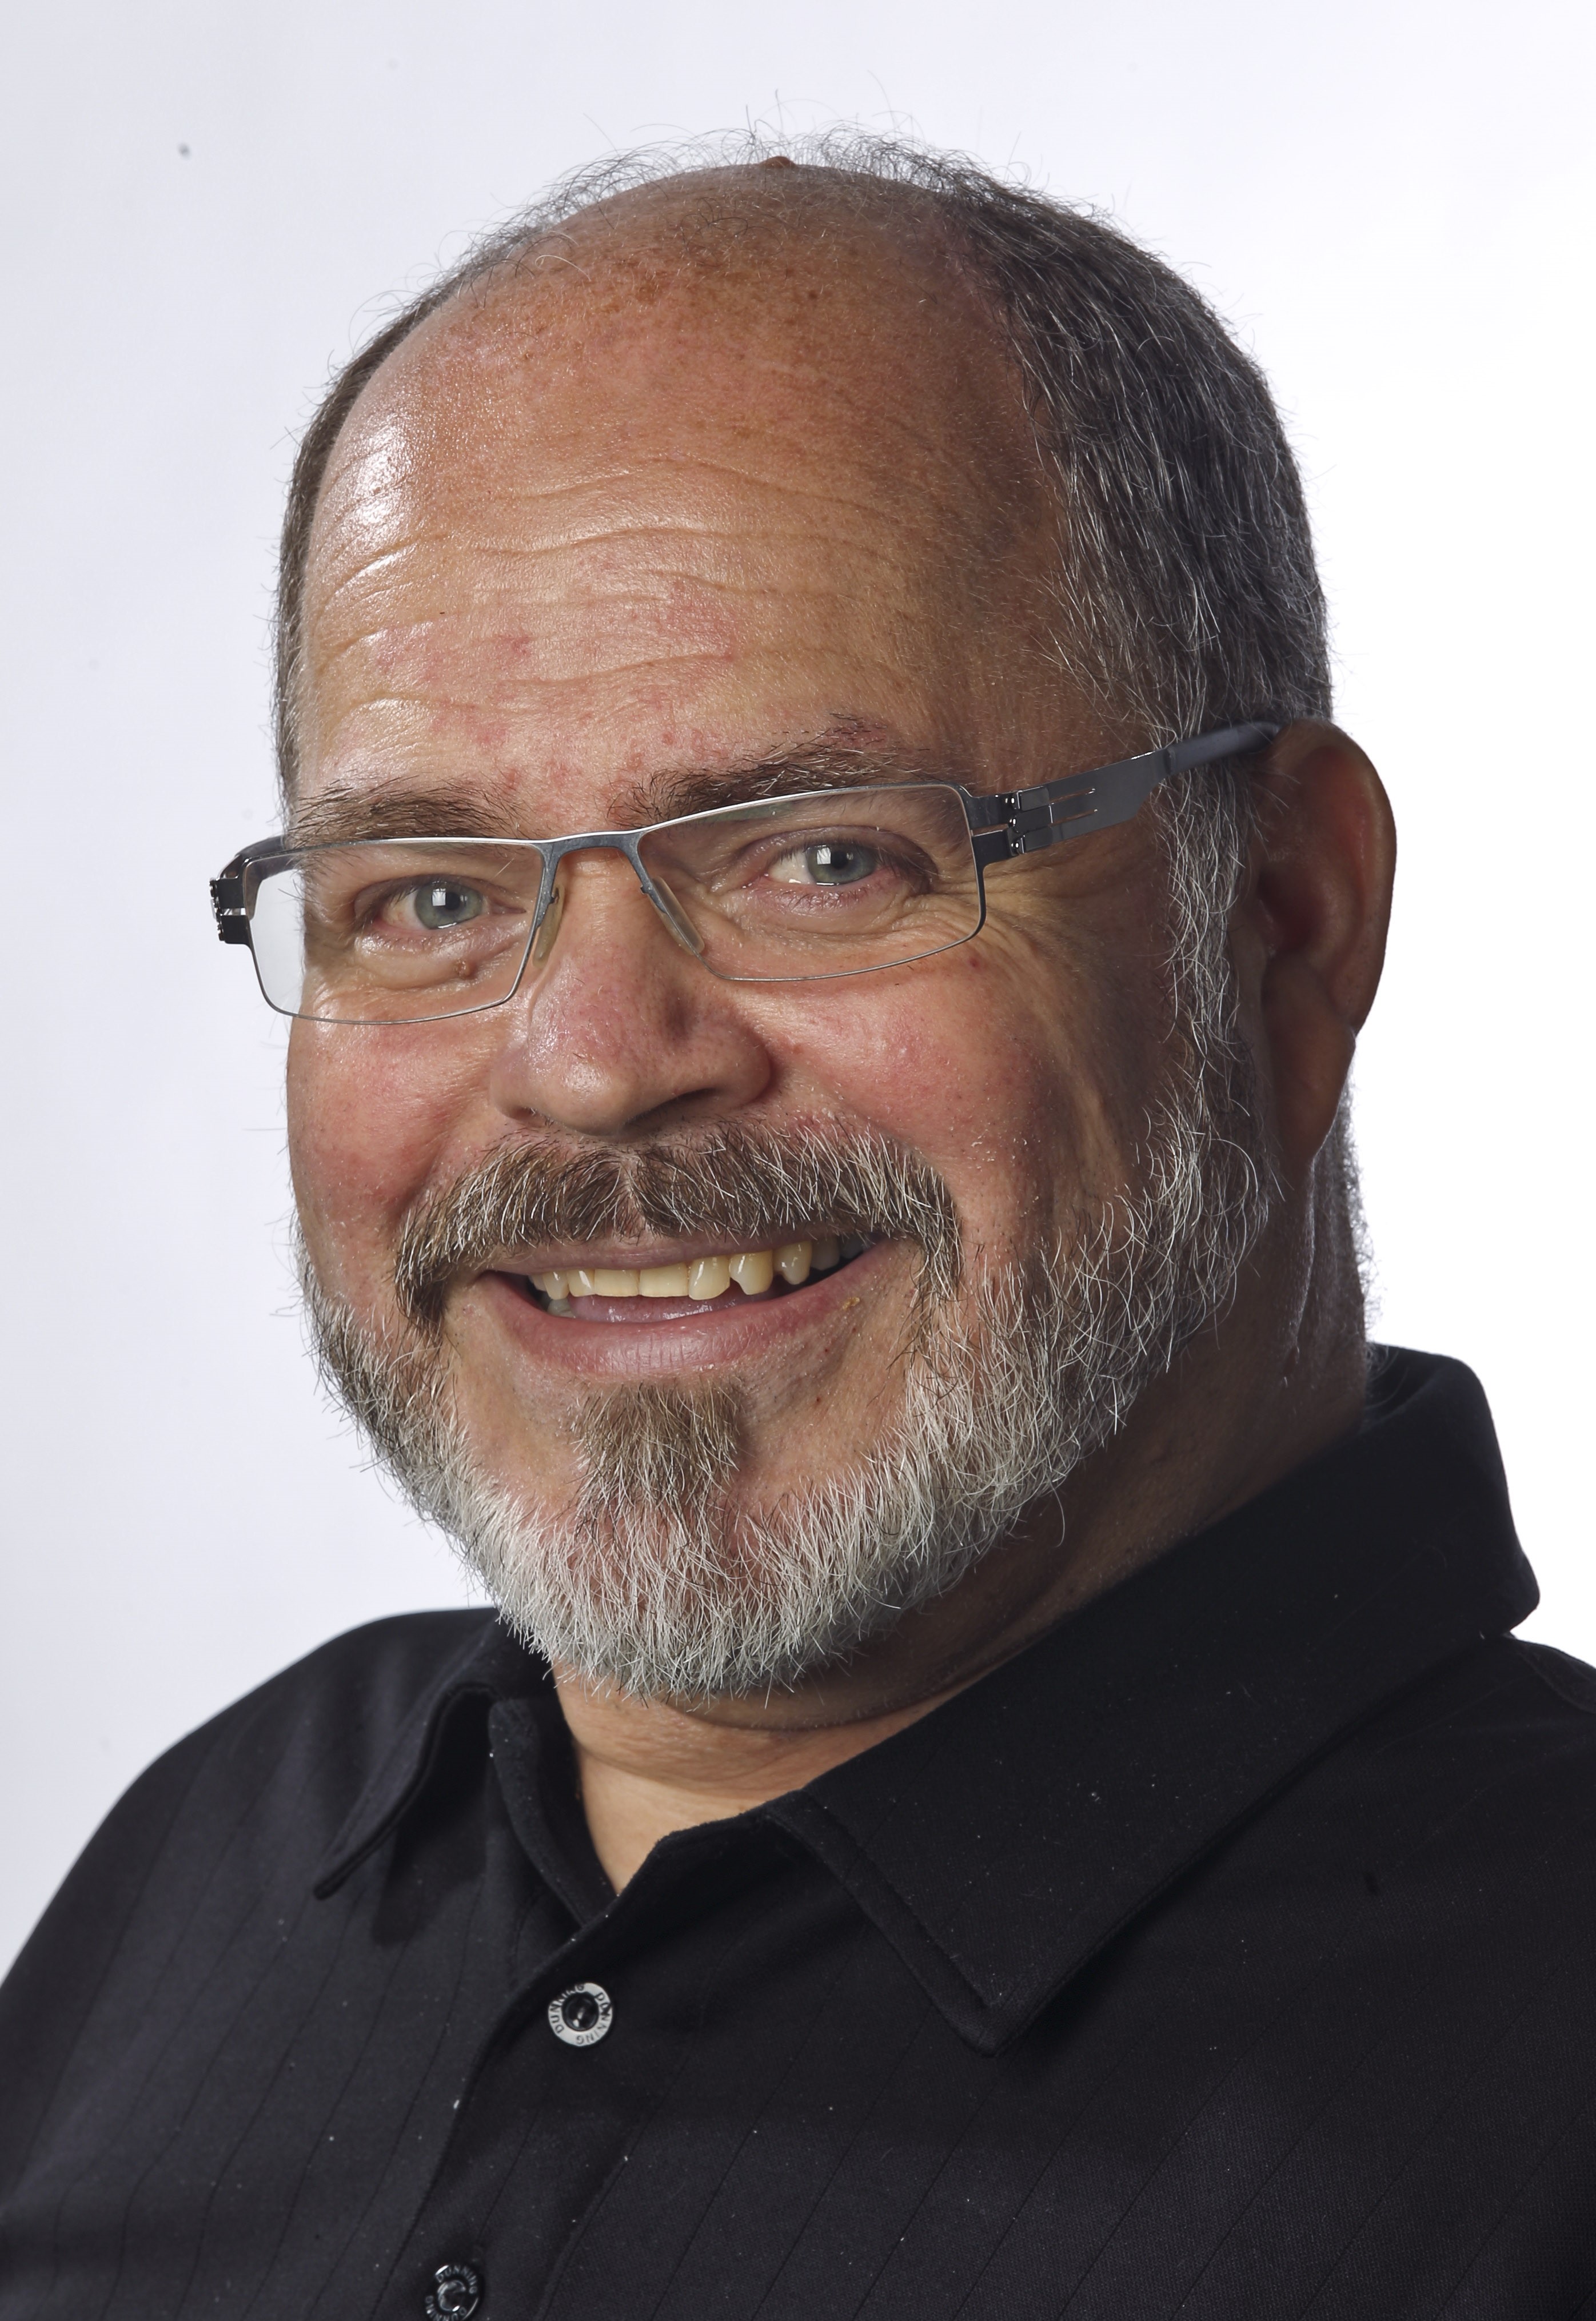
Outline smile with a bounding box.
[515,1233,871,1322]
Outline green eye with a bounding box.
[413,880,485,930]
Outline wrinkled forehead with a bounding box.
[296,176,1060,817]
[311,181,1044,571]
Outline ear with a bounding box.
[1235,720,1396,1178]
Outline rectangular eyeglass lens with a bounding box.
[250,840,545,1022]
[638,785,980,979]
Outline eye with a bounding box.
[767,840,881,889]
[409,879,486,930]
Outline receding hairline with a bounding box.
[474,155,972,263]
[322,161,1022,454]
[275,132,1332,804]
[291,161,1060,799]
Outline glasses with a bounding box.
[210,723,1276,1026]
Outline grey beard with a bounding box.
[299,1064,1273,1701]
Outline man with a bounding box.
[3,136,1591,2320]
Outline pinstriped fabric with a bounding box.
[5,1352,1596,2319]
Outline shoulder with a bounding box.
[1399,1630,1596,1750]
[205,1605,502,1774]
[18,1604,498,1909]
[1328,1630,1596,1862]
[0,1609,499,2181]
[1506,1635,1596,1716]
[116,1606,501,1841]
[67,1605,498,1872]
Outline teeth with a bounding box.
[639,1263,690,1298]
[775,1240,812,1285]
[529,1231,865,1309]
[687,1254,732,1300]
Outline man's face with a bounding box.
[287,193,1227,1691]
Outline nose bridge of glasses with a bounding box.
[538,831,706,962]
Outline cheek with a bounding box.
[773,946,1146,1250]
[285,1024,486,1286]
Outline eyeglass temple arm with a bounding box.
[965,722,1280,868]
[210,836,284,944]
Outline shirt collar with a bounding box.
[315,1347,1533,2054]
[769,1347,1533,2050]
[313,1613,544,1900]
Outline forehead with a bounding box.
[297,182,1058,830]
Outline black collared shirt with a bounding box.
[6,1348,1596,2319]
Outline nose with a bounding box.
[485,849,773,1138]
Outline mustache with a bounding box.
[394,1118,963,1330]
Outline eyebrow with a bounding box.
[287,740,958,848]
[617,743,951,825]
[288,784,517,848]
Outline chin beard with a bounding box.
[298,1072,1273,1702]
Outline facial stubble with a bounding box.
[301,1036,1273,1699]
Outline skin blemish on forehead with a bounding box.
[308,534,749,719]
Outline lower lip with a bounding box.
[473,1247,888,1378]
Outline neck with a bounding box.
[556,1174,1368,1891]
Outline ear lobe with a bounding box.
[1243,720,1396,1172]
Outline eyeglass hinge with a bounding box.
[210,876,252,943]
[996,793,1048,855]
[996,780,1101,856]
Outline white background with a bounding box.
[3,0,1591,1976]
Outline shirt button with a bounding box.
[548,1980,614,2046]
[424,2260,482,2319]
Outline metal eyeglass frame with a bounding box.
[209,721,1279,995]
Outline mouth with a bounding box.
[501,1231,873,1324]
